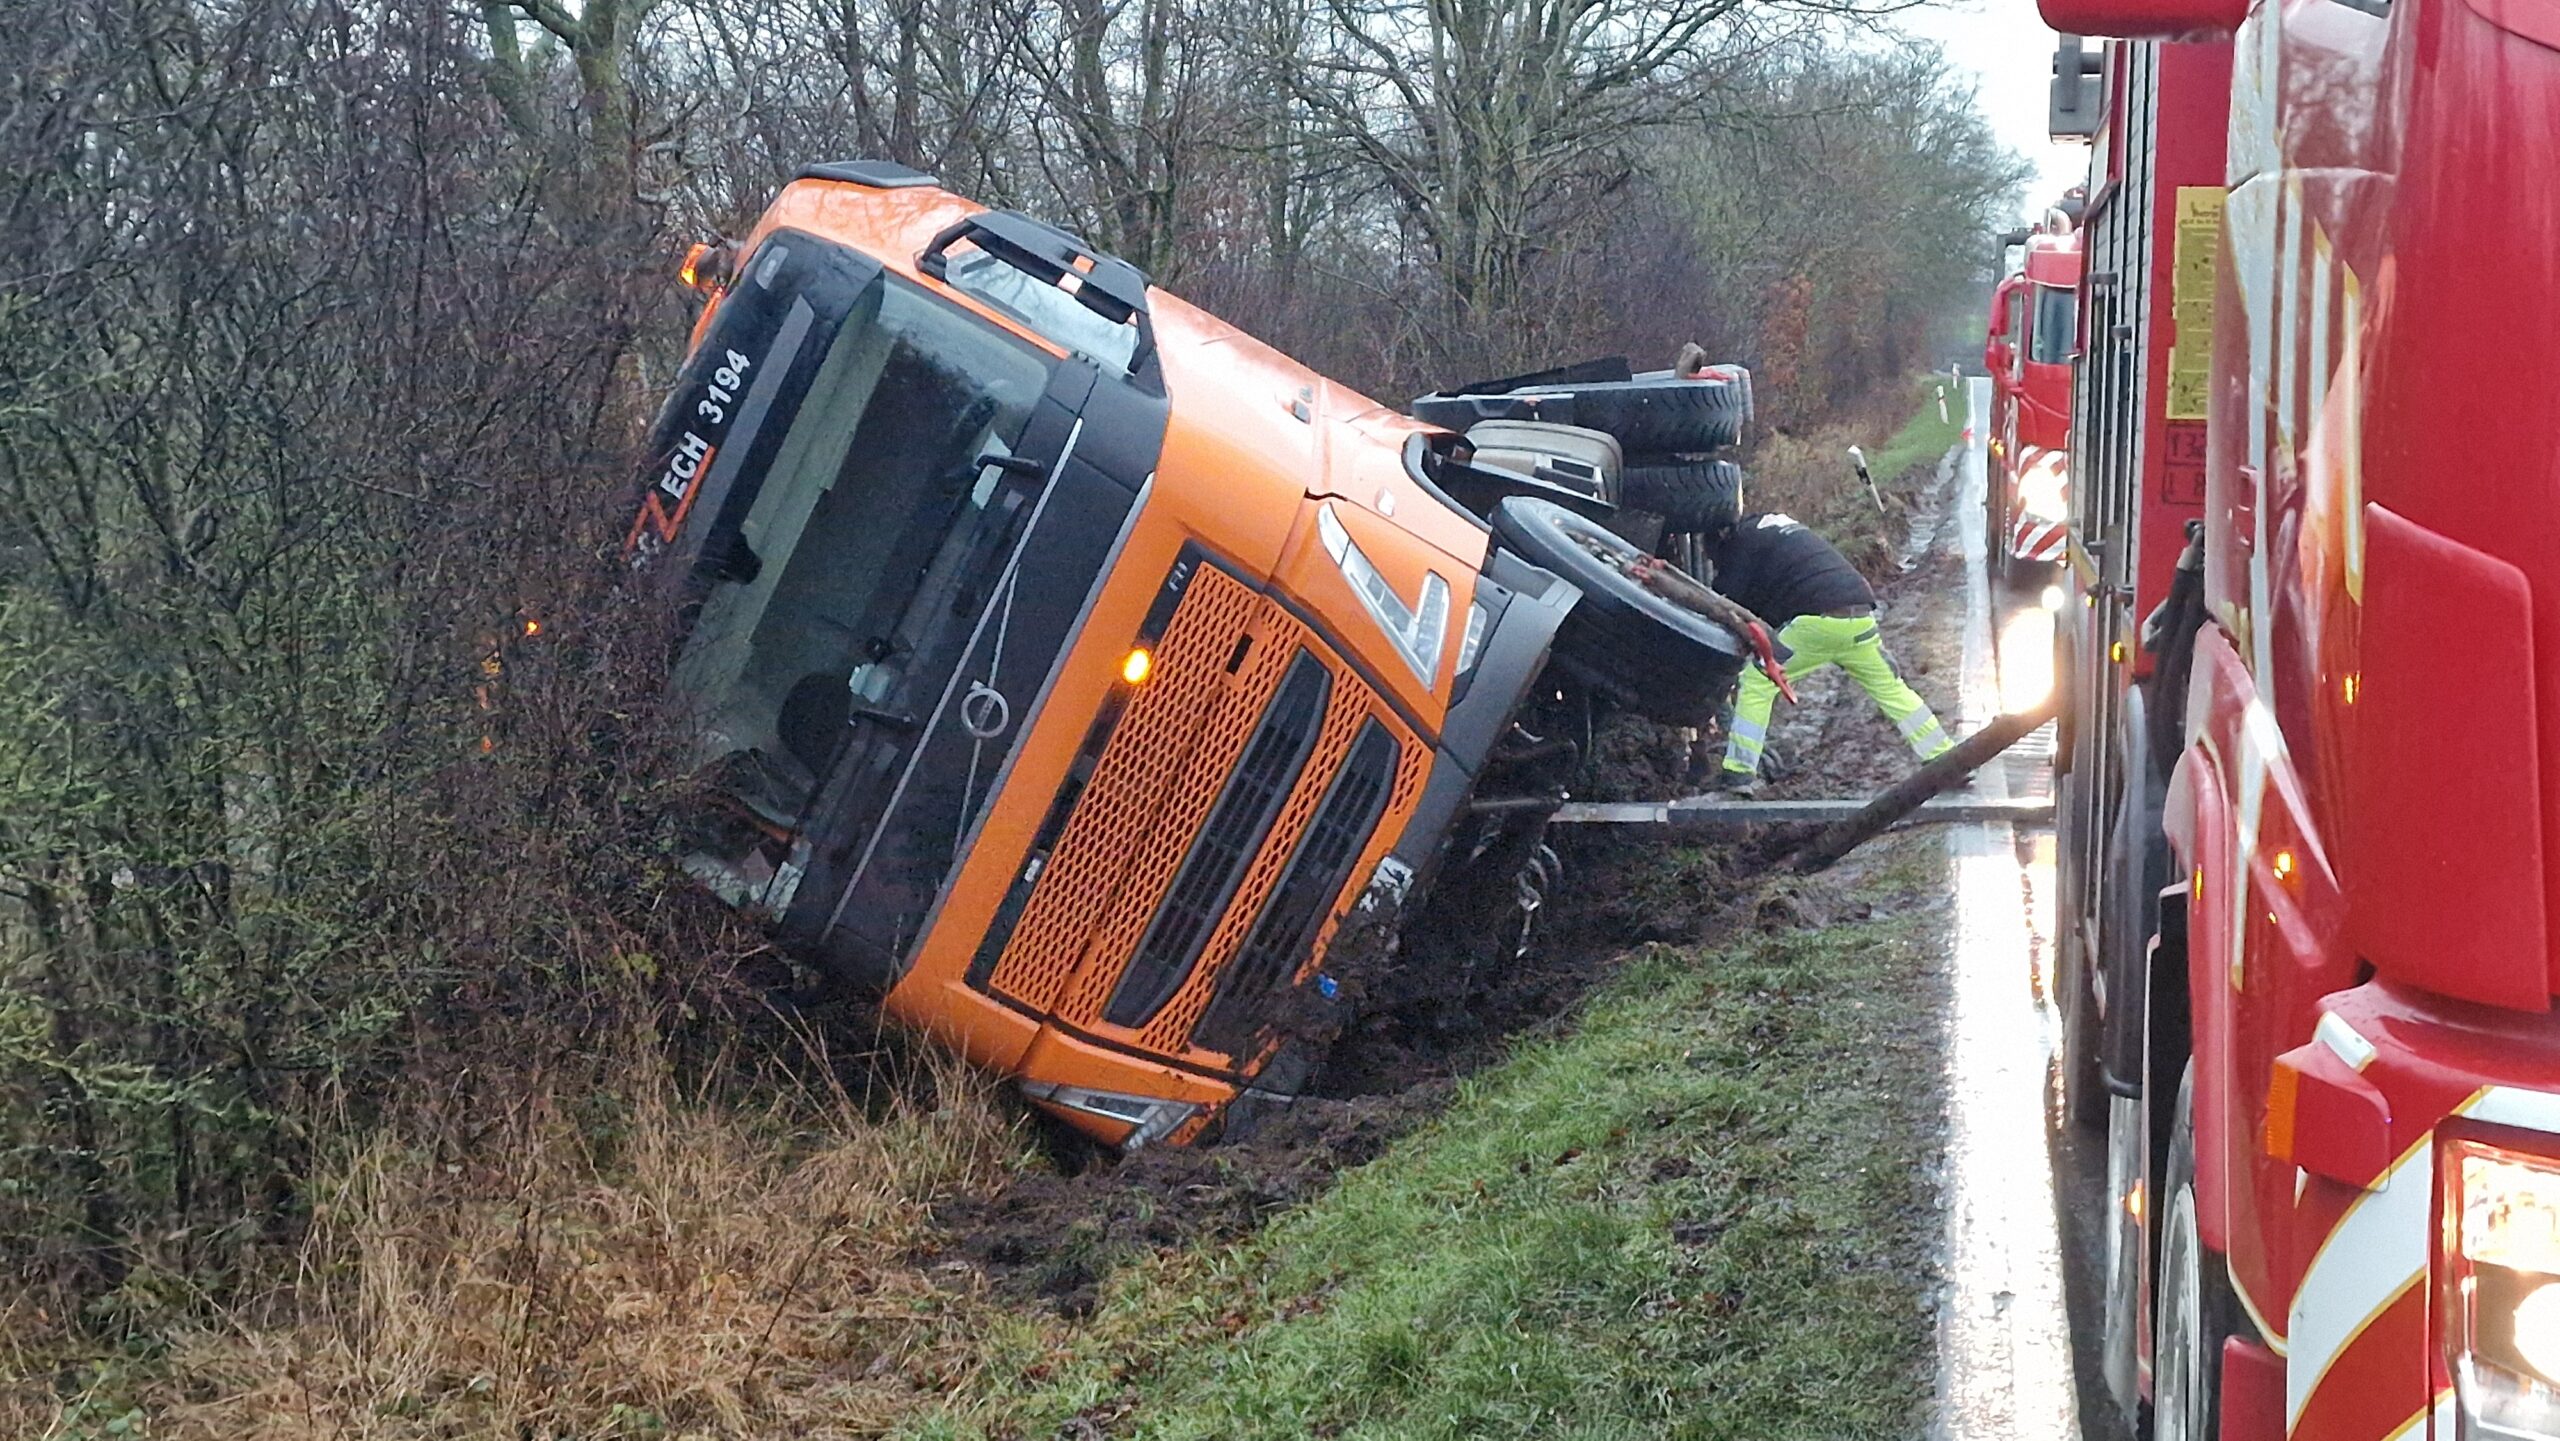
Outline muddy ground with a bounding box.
[932,449,1975,1320]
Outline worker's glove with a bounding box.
[1739,620,1799,704]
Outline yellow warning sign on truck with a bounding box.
[2167,187,2223,421]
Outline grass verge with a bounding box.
[1858,380,1969,495]
[906,836,1949,1441]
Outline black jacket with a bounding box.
[1706,513,1874,627]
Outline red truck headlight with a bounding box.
[2443,1136,2560,1438]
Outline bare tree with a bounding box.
[1661,46,2028,418]
[1278,0,1785,358]
[485,0,667,221]
[1006,0,1223,274]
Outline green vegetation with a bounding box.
[909,839,1948,1441]
[1864,377,1972,492]
[10,0,2008,1409]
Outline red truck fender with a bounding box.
[2162,626,2247,1257]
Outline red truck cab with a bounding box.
[1985,212,2086,583]
[2039,0,2560,1437]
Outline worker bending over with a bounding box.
[1701,504,1953,793]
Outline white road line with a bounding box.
[1934,377,2082,1441]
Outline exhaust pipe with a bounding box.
[1994,225,2032,270]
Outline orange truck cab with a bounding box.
[1985,208,2086,583]
[630,162,1757,1149]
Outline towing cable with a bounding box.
[1623,555,1799,704]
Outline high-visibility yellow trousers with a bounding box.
[1722,611,1953,776]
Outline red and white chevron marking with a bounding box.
[2009,516,2068,564]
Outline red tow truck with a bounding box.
[2041,0,2560,1438]
[1984,205,2085,584]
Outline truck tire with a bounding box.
[2055,712,2114,1133]
[2154,1063,2237,1441]
[2051,619,2078,777]
[1487,497,1751,725]
[1983,466,2010,591]
[2057,902,2105,1131]
[1521,375,1746,453]
[1414,375,1747,454]
[2096,694,2169,1128]
[1620,458,1742,532]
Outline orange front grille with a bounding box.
[1164,696,1428,1065]
[1135,684,1371,1052]
[986,564,1427,1064]
[988,567,1272,1013]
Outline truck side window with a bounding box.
[2031,283,2078,364]
[945,248,1142,371]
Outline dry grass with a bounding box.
[1743,376,1964,578]
[7,1031,1026,1441]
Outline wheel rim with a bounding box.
[1495,498,1745,668]
[1559,518,1638,568]
[2156,1179,2208,1441]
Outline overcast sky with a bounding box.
[1896,0,2096,224]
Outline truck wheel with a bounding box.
[2057,904,2105,1131]
[2155,1063,2235,1441]
[1487,497,1751,725]
[1620,458,1741,532]
[1415,375,1747,454]
[2098,1087,2150,1418]
[2092,699,2168,1136]
[1983,469,2009,591]
[1529,374,1746,453]
[2051,618,2078,777]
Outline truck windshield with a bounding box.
[670,273,1050,823]
[2030,282,2077,364]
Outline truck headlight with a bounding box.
[2444,1138,2560,1438]
[2019,456,2070,523]
[1456,601,1490,679]
[1316,502,1451,689]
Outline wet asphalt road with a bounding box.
[1935,378,2128,1441]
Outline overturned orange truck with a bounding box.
[630,163,1757,1148]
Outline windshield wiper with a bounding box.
[977,452,1043,480]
